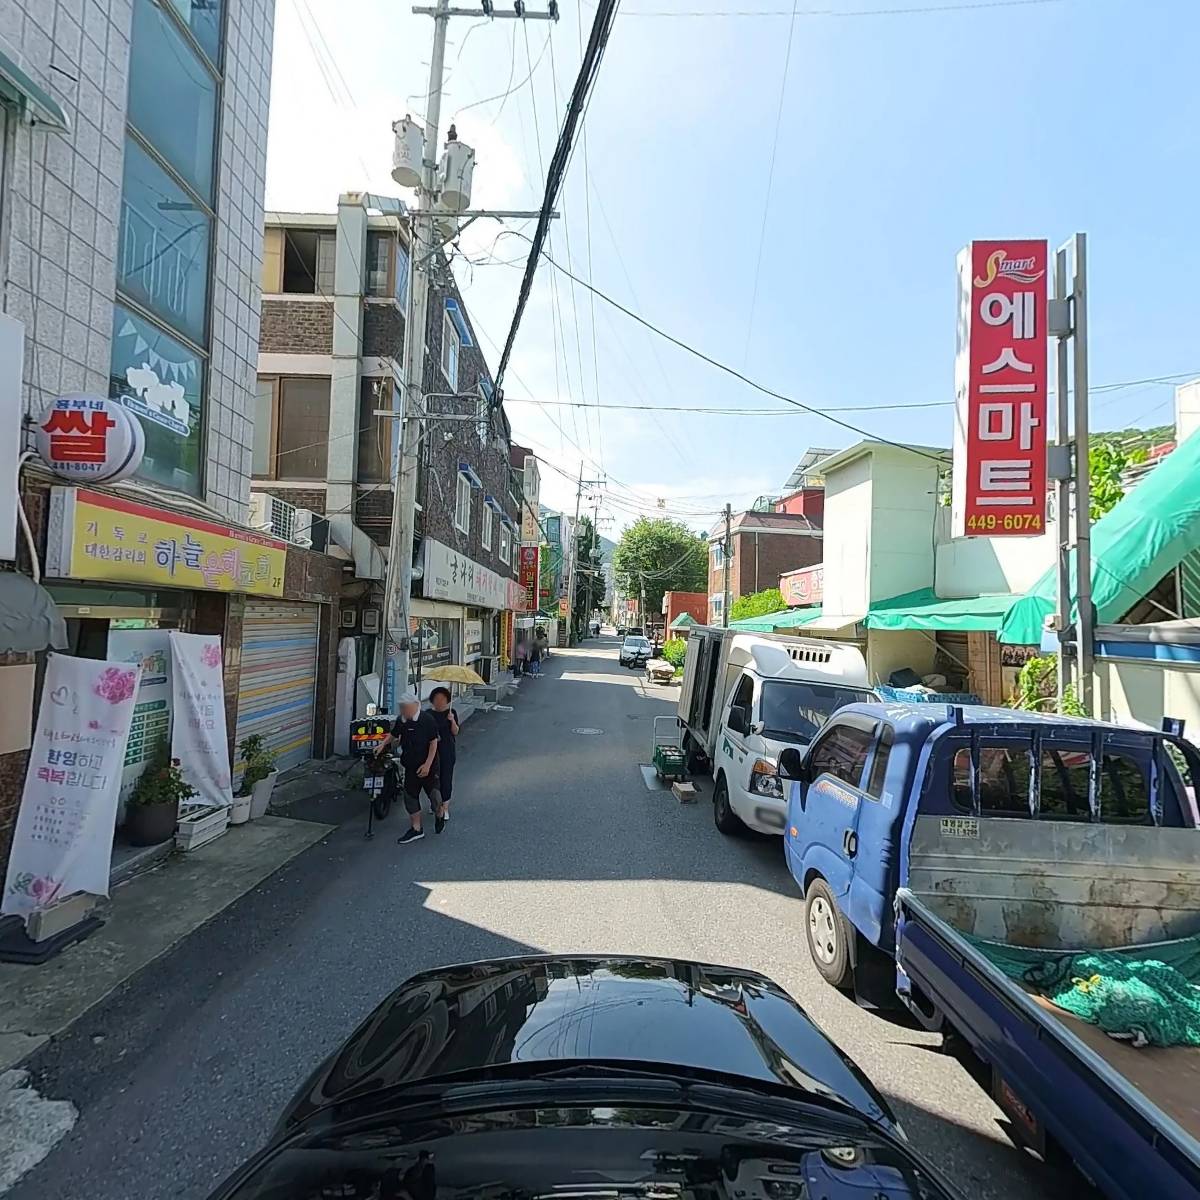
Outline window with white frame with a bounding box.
[442,311,461,391]
[481,503,493,551]
[455,473,471,534]
[711,542,725,567]
[499,523,511,565]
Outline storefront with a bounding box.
[234,599,322,773]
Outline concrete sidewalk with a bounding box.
[0,814,332,1072]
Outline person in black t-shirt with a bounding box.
[375,692,443,844]
[428,686,459,819]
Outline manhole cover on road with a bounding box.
[573,727,604,735]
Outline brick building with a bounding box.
[0,0,343,879]
[707,511,823,624]
[662,590,708,633]
[255,196,523,706]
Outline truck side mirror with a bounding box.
[728,705,749,736]
[779,747,806,780]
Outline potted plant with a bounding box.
[238,735,279,820]
[126,753,196,846]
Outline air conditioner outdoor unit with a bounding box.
[247,491,273,531]
[293,508,315,547]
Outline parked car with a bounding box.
[619,635,653,667]
[676,625,873,835]
[205,956,961,1200]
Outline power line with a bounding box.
[588,0,1066,16]
[505,396,950,414]
[741,0,798,368]
[493,0,621,405]
[514,235,949,463]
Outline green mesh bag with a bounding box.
[969,934,1200,1048]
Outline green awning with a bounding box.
[669,612,696,629]
[728,606,823,633]
[999,429,1200,644]
[864,588,1015,632]
[0,51,70,132]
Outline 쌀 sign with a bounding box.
[951,240,1049,538]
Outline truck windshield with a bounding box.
[759,681,875,743]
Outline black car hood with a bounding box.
[279,955,893,1133]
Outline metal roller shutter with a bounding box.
[236,599,319,773]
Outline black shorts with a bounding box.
[402,767,441,815]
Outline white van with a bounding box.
[677,627,873,835]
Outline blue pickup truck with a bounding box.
[780,703,1200,1200]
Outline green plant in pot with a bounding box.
[238,734,279,819]
[126,751,196,846]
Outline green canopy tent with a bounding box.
[669,612,697,632]
[999,431,1200,644]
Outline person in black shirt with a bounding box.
[428,686,459,820]
[375,692,442,843]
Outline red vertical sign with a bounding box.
[952,240,1049,537]
[517,545,539,612]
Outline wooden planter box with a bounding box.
[175,805,229,852]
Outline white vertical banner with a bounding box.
[170,633,232,809]
[3,654,141,916]
[107,628,174,810]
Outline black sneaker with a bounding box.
[434,814,446,834]
[397,827,425,845]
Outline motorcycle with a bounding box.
[349,717,396,838]
[206,954,962,1200]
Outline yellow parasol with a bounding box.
[421,664,486,686]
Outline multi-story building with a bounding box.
[0,0,345,873]
[255,195,523,708]
[707,510,823,624]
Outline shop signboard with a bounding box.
[35,395,145,484]
[780,564,824,607]
[46,487,286,596]
[410,617,454,675]
[558,597,570,619]
[952,240,1049,538]
[423,538,509,609]
[107,628,173,808]
[170,632,232,808]
[3,653,141,917]
[517,544,540,612]
[464,619,483,662]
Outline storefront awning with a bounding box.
[999,429,1200,644]
[728,606,825,633]
[864,588,1015,632]
[0,572,68,651]
[0,50,70,132]
[669,612,696,630]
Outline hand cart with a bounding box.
[651,716,688,783]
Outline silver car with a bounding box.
[619,635,652,667]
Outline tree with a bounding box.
[1088,439,1147,521]
[612,517,708,619]
[572,515,607,635]
[730,587,785,622]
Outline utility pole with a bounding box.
[1048,234,1092,715]
[722,503,732,628]
[564,465,603,644]
[379,0,558,706]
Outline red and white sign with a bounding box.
[517,544,540,612]
[780,564,823,607]
[36,395,145,484]
[952,241,1048,538]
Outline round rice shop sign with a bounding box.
[35,395,145,483]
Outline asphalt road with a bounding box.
[10,637,1078,1199]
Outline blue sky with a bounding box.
[265,0,1200,529]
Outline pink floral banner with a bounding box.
[169,633,232,809]
[3,653,142,918]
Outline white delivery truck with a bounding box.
[677,626,873,835]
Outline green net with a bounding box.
[969,934,1200,1048]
